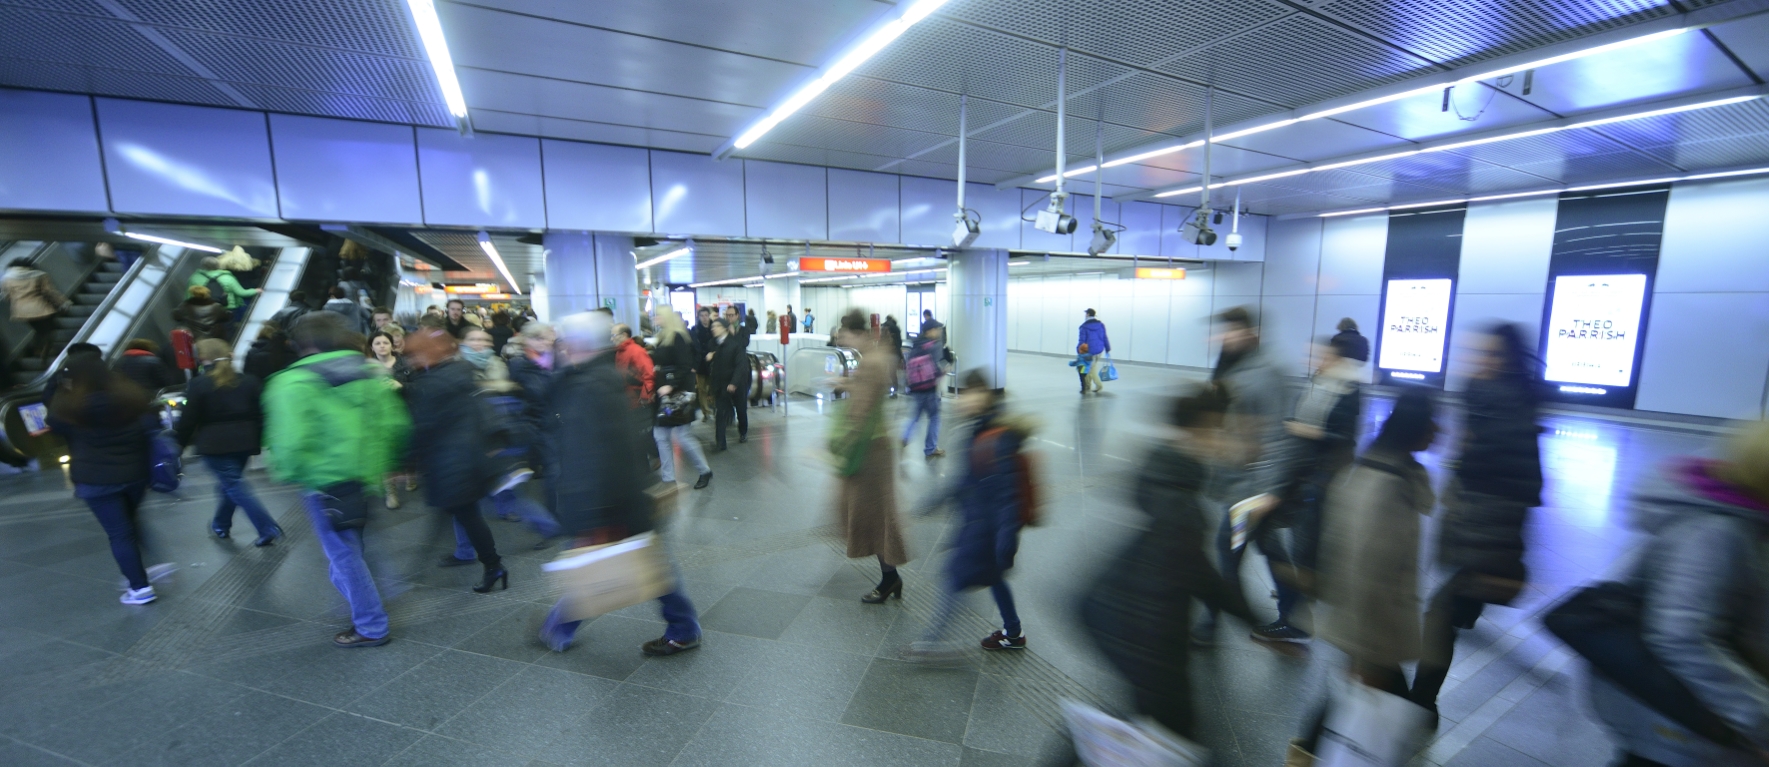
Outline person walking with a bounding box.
[434,327,559,556]
[744,308,759,337]
[4,257,68,366]
[487,311,515,355]
[691,306,717,420]
[912,369,1034,659]
[322,285,371,335]
[443,299,471,339]
[403,323,508,593]
[365,330,412,509]
[613,323,659,468]
[263,311,410,648]
[47,355,171,606]
[831,309,911,603]
[268,290,311,330]
[707,318,750,449]
[538,311,701,656]
[173,286,231,342]
[1076,309,1111,395]
[882,315,905,398]
[900,321,950,458]
[651,312,711,489]
[1330,317,1370,365]
[176,338,281,546]
[1586,422,1769,767]
[1082,385,1254,739]
[1409,324,1544,720]
[189,256,260,324]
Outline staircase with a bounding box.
[12,259,125,378]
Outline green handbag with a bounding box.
[826,401,884,477]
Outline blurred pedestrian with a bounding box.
[1076,308,1111,395]
[268,290,311,330]
[912,369,1034,659]
[831,309,911,603]
[174,285,230,341]
[177,338,281,546]
[244,322,293,380]
[370,306,396,335]
[438,326,560,553]
[651,311,710,489]
[766,310,778,334]
[613,322,660,469]
[1586,421,1769,767]
[47,355,169,606]
[264,312,410,647]
[189,256,259,325]
[322,285,370,335]
[4,257,68,366]
[707,318,749,449]
[744,308,759,336]
[364,330,411,509]
[801,308,814,333]
[403,323,508,594]
[1410,324,1543,720]
[901,321,950,458]
[1082,385,1254,739]
[115,338,176,394]
[723,306,750,349]
[1195,305,1293,647]
[488,310,515,354]
[882,315,905,398]
[538,311,701,656]
[1331,317,1370,365]
[784,304,798,334]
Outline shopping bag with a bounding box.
[1062,701,1207,767]
[1099,355,1119,382]
[542,533,671,622]
[1315,681,1432,767]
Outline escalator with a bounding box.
[12,257,126,379]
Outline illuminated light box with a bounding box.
[1134,267,1186,280]
[800,257,890,273]
[1542,274,1647,388]
[1378,278,1453,373]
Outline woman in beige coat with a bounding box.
[4,257,69,365]
[830,309,910,603]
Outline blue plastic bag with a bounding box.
[148,430,182,493]
[1099,355,1119,382]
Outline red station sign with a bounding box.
[800,257,892,273]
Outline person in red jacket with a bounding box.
[612,324,655,408]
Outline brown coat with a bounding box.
[1318,447,1436,666]
[3,267,66,320]
[832,336,908,566]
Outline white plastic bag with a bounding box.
[1315,681,1432,767]
[1062,701,1207,767]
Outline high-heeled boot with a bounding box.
[861,571,902,604]
[473,566,509,593]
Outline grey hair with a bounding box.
[519,321,554,339]
[556,311,613,355]
[200,257,221,270]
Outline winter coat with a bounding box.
[941,408,1033,589]
[263,350,410,490]
[403,359,491,507]
[544,352,654,538]
[831,336,908,565]
[267,302,310,330]
[1287,363,1361,482]
[1331,328,1370,363]
[115,350,176,395]
[188,269,256,309]
[744,313,759,336]
[3,266,66,320]
[489,325,514,357]
[613,338,655,407]
[882,321,904,358]
[1214,344,1293,501]
[650,335,697,393]
[322,298,370,335]
[708,335,749,394]
[244,333,293,380]
[445,316,471,339]
[1456,371,1543,504]
[1589,461,1769,767]
[173,298,231,341]
[47,390,151,486]
[1318,447,1437,667]
[1076,318,1111,355]
[175,372,264,456]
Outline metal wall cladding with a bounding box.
[542,140,654,234]
[416,129,547,229]
[96,97,280,218]
[744,160,828,241]
[0,89,108,213]
[826,169,901,244]
[270,114,423,224]
[650,150,746,238]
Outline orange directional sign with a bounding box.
[1135,267,1187,280]
[800,257,891,273]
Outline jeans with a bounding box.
[203,454,278,535]
[715,386,748,448]
[1205,503,1301,626]
[542,550,699,646]
[453,489,559,558]
[302,489,388,639]
[80,481,149,589]
[922,576,1021,643]
[654,424,709,482]
[900,390,941,454]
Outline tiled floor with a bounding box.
[0,352,1726,766]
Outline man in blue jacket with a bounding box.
[1077,309,1111,395]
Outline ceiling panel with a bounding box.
[967,111,1173,156]
[470,110,723,155]
[1708,14,1769,82]
[852,17,1132,112]
[1503,144,1687,182]
[238,84,454,126]
[116,0,425,59]
[1314,0,1674,67]
[1346,149,1563,191]
[458,68,758,136]
[1221,115,1405,162]
[891,159,1015,185]
[1331,83,1559,141]
[803,77,1024,138]
[413,230,544,285]
[1619,134,1769,171]
[1132,143,1300,178]
[1590,96,1769,148]
[1071,73,1276,139]
[1506,28,1754,116]
[1157,14,1437,109]
[461,0,884,67]
[938,0,1294,70]
[0,6,197,77]
[160,27,442,105]
[757,115,951,160]
[911,140,1069,174]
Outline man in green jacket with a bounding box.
[264,311,410,648]
[189,256,260,324]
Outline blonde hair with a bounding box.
[1716,421,1769,504]
[189,285,212,301]
[195,338,238,388]
[653,310,688,346]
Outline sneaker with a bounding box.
[1251,621,1311,645]
[493,468,535,496]
[980,629,1026,650]
[333,629,390,648]
[926,448,946,458]
[120,586,156,605]
[385,490,400,509]
[641,636,701,656]
[122,563,179,588]
[693,472,711,489]
[253,527,283,547]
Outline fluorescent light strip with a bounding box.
[1461,28,1686,84]
[635,246,691,270]
[1564,94,1760,129]
[1152,185,1204,199]
[1315,165,1769,217]
[1008,260,1032,266]
[732,0,948,149]
[1103,140,1204,168]
[406,0,468,118]
[122,232,223,253]
[475,233,523,295]
[1036,164,1101,184]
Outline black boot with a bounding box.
[862,571,903,604]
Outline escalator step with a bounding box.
[54,318,82,329]
[74,295,104,305]
[92,274,122,284]
[100,262,123,272]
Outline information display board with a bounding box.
[1542,274,1647,388]
[1378,278,1453,374]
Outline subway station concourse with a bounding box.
[2,1,1769,766]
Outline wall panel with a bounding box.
[1170,294,1214,368]
[1657,175,1769,294]
[1317,214,1388,295]
[0,90,108,214]
[1457,197,1556,294]
[1129,277,1171,364]
[1445,293,1546,391]
[272,115,422,224]
[1258,294,1314,377]
[827,169,899,243]
[1264,217,1323,296]
[97,98,279,218]
[650,150,745,237]
[1636,292,1769,418]
[417,129,546,228]
[1117,201,1164,257]
[543,140,652,232]
[744,160,827,241]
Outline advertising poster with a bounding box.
[1379,278,1453,373]
[1543,274,1647,387]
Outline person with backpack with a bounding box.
[188,256,260,322]
[911,369,1037,660]
[901,321,951,458]
[173,285,231,341]
[1077,308,1111,395]
[403,321,507,594]
[176,338,280,547]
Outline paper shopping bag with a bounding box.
[542,533,671,622]
[1315,680,1432,767]
[1062,701,1207,767]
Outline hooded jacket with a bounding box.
[613,338,655,406]
[1590,461,1769,766]
[323,298,370,335]
[943,407,1036,588]
[175,371,264,456]
[115,349,176,394]
[1076,317,1111,355]
[3,266,66,320]
[263,350,410,490]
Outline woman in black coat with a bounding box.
[1410,322,1543,717]
[47,355,165,605]
[176,339,281,546]
[403,324,505,593]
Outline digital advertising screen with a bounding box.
[1378,278,1453,373]
[1542,274,1648,388]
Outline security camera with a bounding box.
[1087,222,1116,256]
[1034,194,1077,235]
[952,212,980,248]
[1225,232,1243,252]
[1181,209,1217,246]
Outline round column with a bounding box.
[947,248,1008,390]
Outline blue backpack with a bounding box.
[148,430,182,493]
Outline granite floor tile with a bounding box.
[841,658,978,744]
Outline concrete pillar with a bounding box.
[541,232,640,329]
[763,274,801,330]
[947,248,1008,390]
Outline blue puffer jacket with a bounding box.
[942,408,1034,589]
[1077,318,1111,355]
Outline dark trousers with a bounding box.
[443,501,502,571]
[1411,569,1488,708]
[28,315,57,363]
[1134,664,1197,740]
[1207,507,1301,624]
[82,481,150,589]
[715,386,748,448]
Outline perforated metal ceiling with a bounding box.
[3,0,1769,218]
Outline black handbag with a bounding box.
[317,481,369,532]
[1542,581,1745,749]
[656,391,697,427]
